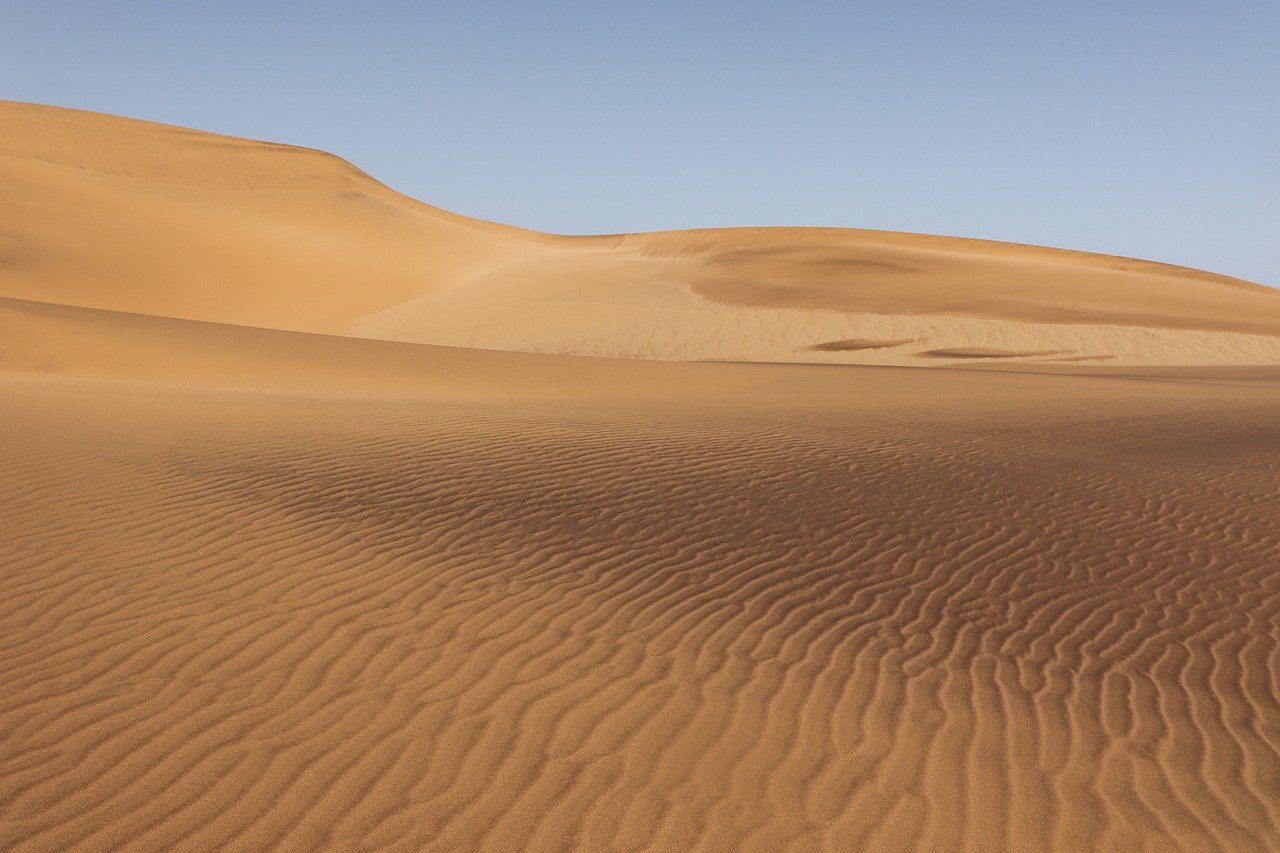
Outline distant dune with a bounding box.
[3,100,1279,366]
[2,102,1280,851]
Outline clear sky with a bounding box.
[3,1,1277,285]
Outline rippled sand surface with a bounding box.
[3,102,1280,851]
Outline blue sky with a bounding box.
[3,1,1277,284]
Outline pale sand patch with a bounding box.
[355,270,1280,366]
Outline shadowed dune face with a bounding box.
[917,347,1068,359]
[808,338,917,352]
[3,102,1280,852]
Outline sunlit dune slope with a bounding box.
[0,100,546,332]
[4,100,1279,365]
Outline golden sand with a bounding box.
[2,102,1279,851]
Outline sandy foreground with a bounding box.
[2,102,1280,851]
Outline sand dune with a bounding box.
[3,102,1280,851]
[4,100,1280,366]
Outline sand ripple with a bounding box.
[2,370,1278,851]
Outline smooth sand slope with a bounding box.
[4,100,1280,366]
[3,103,1280,851]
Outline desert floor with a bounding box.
[2,102,1279,851]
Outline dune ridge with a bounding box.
[3,100,1279,367]
[2,101,1280,851]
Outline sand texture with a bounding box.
[3,102,1280,851]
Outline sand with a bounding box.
[5,100,1280,367]
[2,102,1280,851]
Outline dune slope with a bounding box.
[2,303,1280,850]
[3,100,1280,366]
[2,103,1280,852]
[0,101,547,332]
